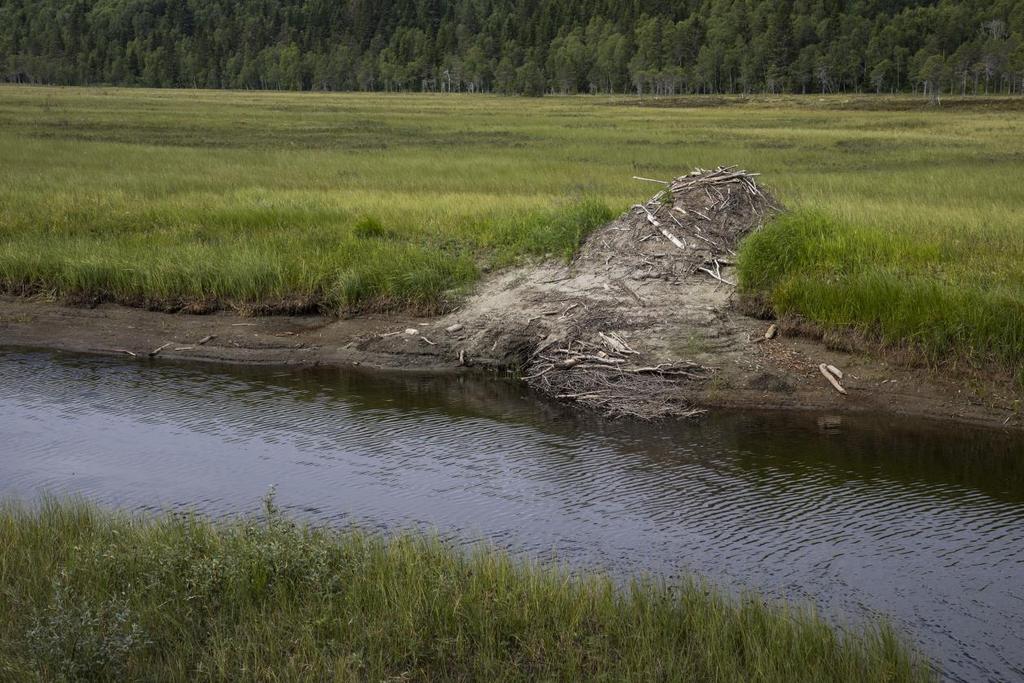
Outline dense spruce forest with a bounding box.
[3,0,1023,95]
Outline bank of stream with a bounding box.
[1,348,1022,681]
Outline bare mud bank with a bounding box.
[1,293,1019,431]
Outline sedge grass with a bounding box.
[0,496,934,682]
[0,86,1022,365]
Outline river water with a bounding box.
[1,348,1022,681]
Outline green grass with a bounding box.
[0,496,933,682]
[737,210,1024,369]
[0,86,1022,367]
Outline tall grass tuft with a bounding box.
[0,497,934,681]
[738,210,1024,370]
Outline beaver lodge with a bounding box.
[433,166,780,419]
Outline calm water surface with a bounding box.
[1,349,1022,681]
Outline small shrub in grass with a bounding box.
[0,497,935,682]
[26,579,147,681]
[352,214,396,240]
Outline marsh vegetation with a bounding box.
[0,497,934,681]
[1,87,1022,369]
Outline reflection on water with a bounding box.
[1,349,1022,682]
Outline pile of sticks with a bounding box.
[669,165,765,198]
[524,332,712,419]
[631,166,774,286]
[635,165,766,210]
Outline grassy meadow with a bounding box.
[1,86,1022,367]
[0,497,933,681]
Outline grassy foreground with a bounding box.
[0,498,932,682]
[1,86,1023,367]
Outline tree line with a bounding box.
[3,0,1023,96]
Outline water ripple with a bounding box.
[1,349,1023,681]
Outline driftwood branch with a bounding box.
[148,342,171,358]
[819,363,848,395]
[94,348,137,357]
[697,265,735,286]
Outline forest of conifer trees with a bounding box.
[3,0,1023,96]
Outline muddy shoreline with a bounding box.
[3,170,1021,432]
[2,294,1020,433]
